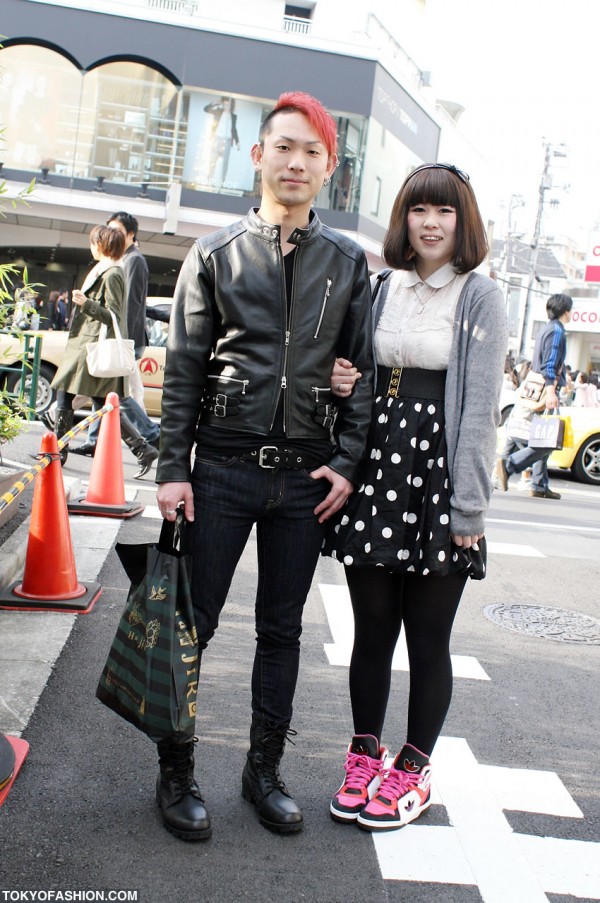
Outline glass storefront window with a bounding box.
[0,43,369,213]
[0,44,82,175]
[359,119,421,230]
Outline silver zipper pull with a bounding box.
[281,375,287,389]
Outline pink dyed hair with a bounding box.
[260,91,338,157]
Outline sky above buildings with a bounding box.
[421,0,597,249]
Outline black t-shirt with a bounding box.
[195,247,333,460]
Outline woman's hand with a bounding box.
[451,533,483,550]
[331,357,361,398]
[71,290,86,307]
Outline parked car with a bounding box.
[0,297,171,417]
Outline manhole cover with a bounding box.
[483,604,600,645]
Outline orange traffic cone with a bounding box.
[0,432,101,612]
[67,392,143,518]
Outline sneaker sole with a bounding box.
[356,795,431,832]
[330,804,362,823]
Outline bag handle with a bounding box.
[97,309,125,343]
[371,268,392,305]
[158,509,191,557]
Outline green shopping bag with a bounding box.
[96,513,198,741]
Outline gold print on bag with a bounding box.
[145,618,161,649]
[149,584,167,601]
[127,599,144,627]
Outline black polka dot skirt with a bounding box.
[324,378,486,579]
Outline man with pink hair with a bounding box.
[152,92,374,840]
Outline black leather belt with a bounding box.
[376,367,446,401]
[239,446,322,469]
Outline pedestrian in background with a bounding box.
[496,293,573,500]
[324,163,507,832]
[155,91,374,841]
[50,224,158,476]
[72,211,160,457]
[572,370,599,407]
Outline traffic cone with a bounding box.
[0,733,29,808]
[67,392,144,518]
[0,432,101,612]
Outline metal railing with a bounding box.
[1,334,42,421]
[283,15,311,34]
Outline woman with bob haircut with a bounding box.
[324,163,508,832]
[51,224,157,476]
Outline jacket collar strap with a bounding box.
[246,208,322,245]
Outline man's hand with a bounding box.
[311,465,353,523]
[331,357,361,398]
[545,384,559,410]
[156,481,195,522]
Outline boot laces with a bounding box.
[258,725,297,792]
[161,737,202,800]
[343,750,384,790]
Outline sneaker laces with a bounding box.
[343,750,383,792]
[376,766,419,802]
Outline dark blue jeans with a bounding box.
[190,452,330,724]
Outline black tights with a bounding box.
[345,566,467,757]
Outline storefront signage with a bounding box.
[584,231,600,283]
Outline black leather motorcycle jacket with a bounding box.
[157,208,375,485]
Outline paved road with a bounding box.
[0,424,599,903]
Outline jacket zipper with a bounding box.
[270,245,293,431]
[207,374,248,394]
[313,279,332,339]
[311,386,332,402]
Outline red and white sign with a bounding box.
[584,231,600,282]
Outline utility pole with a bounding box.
[518,141,567,358]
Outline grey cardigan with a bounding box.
[373,271,508,536]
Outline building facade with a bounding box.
[1,0,446,295]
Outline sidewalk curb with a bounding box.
[0,477,82,590]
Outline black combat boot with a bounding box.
[54,407,74,465]
[156,736,211,841]
[241,716,303,833]
[119,412,158,479]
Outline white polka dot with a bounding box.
[437,457,444,468]
[432,493,439,504]
[343,555,354,565]
[400,419,407,428]
[427,459,434,469]
[413,476,423,488]
[334,524,340,533]
[355,521,365,531]
[473,541,479,551]
[387,398,394,407]
[370,448,378,459]
[411,437,417,448]
[387,490,397,501]
[414,402,422,412]
[407,565,415,572]
[376,449,382,460]
[376,469,383,480]
[364,543,371,553]
[372,505,377,516]
[407,513,417,524]
[391,453,401,464]
[420,439,430,450]
[452,552,459,562]
[406,474,412,485]
[444,479,449,489]
[423,568,429,575]
[398,549,410,560]
[428,404,436,414]
[382,527,393,538]
[433,422,440,433]
[440,514,449,525]
[364,485,374,496]
[438,551,446,561]
[378,413,386,423]
[341,515,350,526]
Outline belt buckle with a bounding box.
[258,445,279,468]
